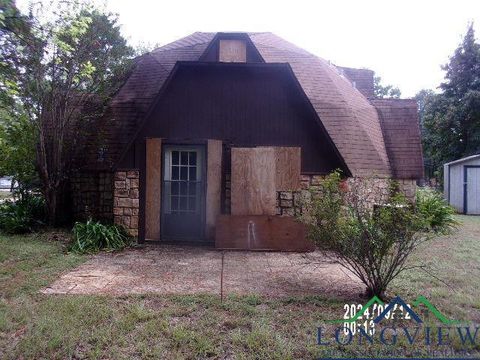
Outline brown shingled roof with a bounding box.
[370,99,424,179]
[249,33,391,177]
[92,32,423,179]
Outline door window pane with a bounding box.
[172,151,179,165]
[181,151,188,165]
[164,147,202,214]
[189,167,197,181]
[172,166,179,180]
[189,152,197,166]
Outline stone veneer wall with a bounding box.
[276,175,417,216]
[397,179,417,200]
[113,170,139,237]
[105,170,416,237]
[71,171,113,221]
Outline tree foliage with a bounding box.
[0,0,134,224]
[419,24,480,181]
[373,75,401,98]
[0,109,38,194]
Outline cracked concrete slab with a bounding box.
[41,246,363,298]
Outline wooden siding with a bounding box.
[121,64,346,174]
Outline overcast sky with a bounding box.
[19,0,480,97]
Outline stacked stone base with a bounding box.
[113,170,140,237]
[276,175,417,216]
[72,170,417,240]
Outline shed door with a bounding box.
[161,145,205,241]
[466,167,480,215]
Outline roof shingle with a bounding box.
[90,32,423,179]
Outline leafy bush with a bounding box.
[300,171,457,299]
[416,187,458,234]
[0,195,46,234]
[70,219,131,254]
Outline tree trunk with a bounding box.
[45,187,57,226]
[365,285,386,301]
[44,182,70,226]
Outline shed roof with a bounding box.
[92,32,423,179]
[444,154,480,167]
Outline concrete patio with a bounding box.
[42,246,363,298]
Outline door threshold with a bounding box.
[144,240,215,247]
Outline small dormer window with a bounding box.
[219,39,246,63]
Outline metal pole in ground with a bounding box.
[220,251,225,302]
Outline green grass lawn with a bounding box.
[0,216,479,359]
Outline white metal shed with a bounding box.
[444,154,480,214]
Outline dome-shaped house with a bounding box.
[72,32,424,249]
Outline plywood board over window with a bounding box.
[219,40,247,63]
[231,147,277,215]
[231,146,301,216]
[273,147,301,191]
[146,138,162,240]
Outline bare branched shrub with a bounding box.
[300,170,457,299]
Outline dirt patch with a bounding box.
[41,246,363,298]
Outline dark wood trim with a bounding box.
[113,62,347,175]
[463,165,480,214]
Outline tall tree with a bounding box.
[373,74,401,98]
[0,0,134,224]
[419,24,480,182]
[440,24,480,157]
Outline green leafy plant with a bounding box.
[416,187,458,234]
[1,1,135,225]
[0,195,46,234]
[300,171,457,299]
[70,219,131,254]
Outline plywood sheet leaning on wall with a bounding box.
[273,147,301,191]
[231,147,277,215]
[206,140,222,240]
[215,214,313,251]
[145,138,161,240]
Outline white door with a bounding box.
[466,167,480,215]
